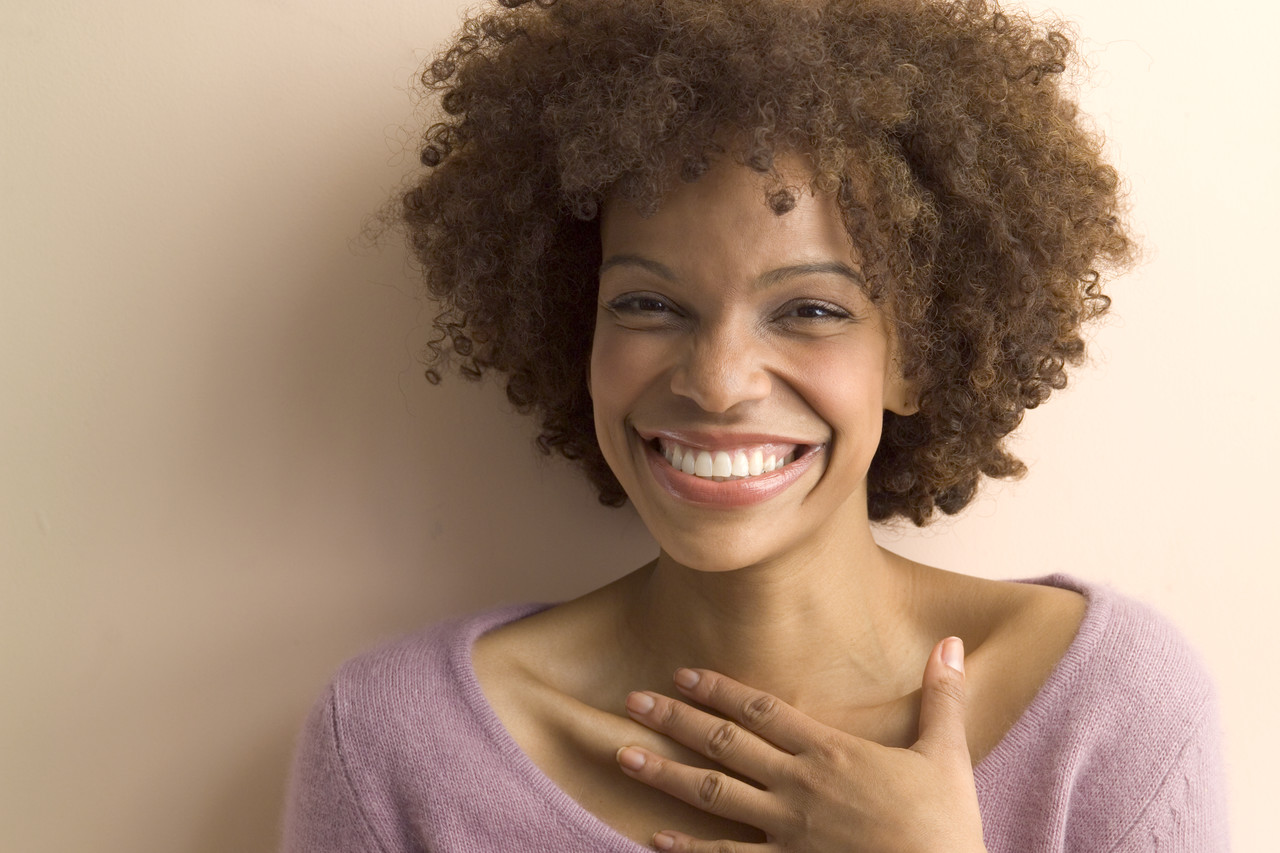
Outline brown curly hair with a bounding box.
[401,0,1133,525]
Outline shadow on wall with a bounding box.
[172,159,650,853]
[195,723,299,853]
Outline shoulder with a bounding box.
[282,604,548,852]
[1002,573,1218,756]
[1048,575,1216,728]
[324,603,548,747]
[977,575,1227,852]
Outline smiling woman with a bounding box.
[281,1,1227,851]
[592,160,909,569]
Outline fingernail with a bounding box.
[653,831,677,850]
[942,637,964,673]
[616,746,646,771]
[626,691,656,714]
[673,668,700,690]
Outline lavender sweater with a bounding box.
[282,576,1228,851]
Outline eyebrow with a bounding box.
[598,254,677,281]
[758,262,866,290]
[599,255,867,290]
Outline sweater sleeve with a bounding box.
[1104,697,1230,853]
[280,684,390,853]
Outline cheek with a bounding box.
[589,323,673,403]
[798,352,890,471]
[589,326,634,415]
[589,326,657,466]
[588,325,618,396]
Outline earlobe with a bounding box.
[884,359,919,416]
[885,385,919,417]
[884,335,919,415]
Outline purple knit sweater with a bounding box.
[281,575,1228,851]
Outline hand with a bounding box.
[614,637,986,853]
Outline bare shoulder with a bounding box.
[472,593,609,695]
[469,600,612,789]
[985,577,1088,690]
[934,573,1089,763]
[469,585,636,752]
[470,601,580,722]
[993,577,1088,649]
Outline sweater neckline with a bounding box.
[448,572,1108,848]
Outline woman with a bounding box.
[283,1,1226,850]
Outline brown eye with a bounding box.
[782,301,852,321]
[607,294,677,315]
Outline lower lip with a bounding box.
[642,439,822,508]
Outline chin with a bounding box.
[648,524,798,574]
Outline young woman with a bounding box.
[283,1,1226,850]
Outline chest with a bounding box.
[480,669,966,848]
[491,685,767,846]
[477,657,1045,846]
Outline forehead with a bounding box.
[600,158,860,277]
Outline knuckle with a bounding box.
[658,697,683,730]
[697,770,728,809]
[643,753,667,777]
[783,801,816,835]
[704,721,739,759]
[810,732,845,762]
[739,693,779,730]
[807,732,860,776]
[710,843,737,853]
[700,671,727,701]
[933,674,967,707]
[792,760,825,797]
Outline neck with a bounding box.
[615,524,929,713]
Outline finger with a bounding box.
[671,668,824,755]
[913,636,970,763]
[615,745,783,828]
[624,690,787,782]
[650,828,783,852]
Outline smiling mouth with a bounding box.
[651,437,810,482]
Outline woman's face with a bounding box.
[591,158,915,572]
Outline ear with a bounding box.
[884,374,919,415]
[883,340,919,416]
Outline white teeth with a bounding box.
[658,439,804,481]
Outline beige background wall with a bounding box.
[3,1,1275,850]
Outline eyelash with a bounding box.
[606,293,678,316]
[604,294,858,327]
[780,300,853,321]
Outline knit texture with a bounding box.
[281,575,1228,852]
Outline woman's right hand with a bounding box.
[616,637,986,853]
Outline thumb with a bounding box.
[915,636,970,762]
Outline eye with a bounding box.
[607,293,676,315]
[778,300,854,322]
[602,292,685,330]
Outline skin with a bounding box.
[471,157,1086,850]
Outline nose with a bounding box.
[669,322,772,413]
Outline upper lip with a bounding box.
[633,427,823,449]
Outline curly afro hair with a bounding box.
[401,0,1133,525]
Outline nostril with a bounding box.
[669,354,771,413]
